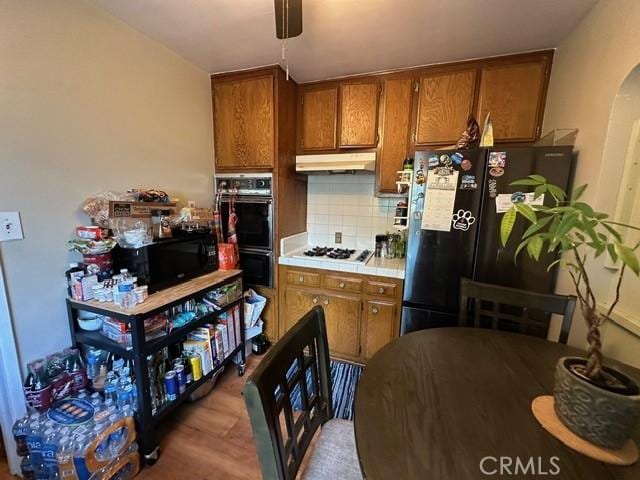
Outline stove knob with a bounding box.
[257,179,266,188]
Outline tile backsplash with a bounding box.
[306,175,398,249]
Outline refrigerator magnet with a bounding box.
[452,210,476,231]
[461,159,472,171]
[489,167,504,177]
[416,169,426,185]
[428,156,439,168]
[451,152,464,165]
[460,175,478,190]
[488,179,498,198]
[488,151,507,168]
[439,154,453,167]
[511,191,526,204]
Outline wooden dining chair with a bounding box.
[458,277,577,343]
[243,306,362,480]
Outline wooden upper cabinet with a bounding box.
[476,59,548,142]
[339,81,380,147]
[377,77,413,193]
[213,74,274,169]
[300,85,338,151]
[415,69,476,146]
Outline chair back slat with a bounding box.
[243,306,333,480]
[459,278,577,344]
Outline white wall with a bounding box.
[0,0,214,367]
[306,176,398,249]
[543,0,640,367]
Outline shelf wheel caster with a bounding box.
[238,363,246,376]
[144,446,160,465]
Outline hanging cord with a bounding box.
[281,0,290,80]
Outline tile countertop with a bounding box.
[279,233,405,279]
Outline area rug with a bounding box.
[289,360,363,421]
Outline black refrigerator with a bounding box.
[401,146,574,335]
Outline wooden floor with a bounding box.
[137,355,261,479]
[0,355,262,480]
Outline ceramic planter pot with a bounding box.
[553,356,640,449]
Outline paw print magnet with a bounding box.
[452,209,476,231]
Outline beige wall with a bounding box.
[543,0,640,367]
[0,0,214,365]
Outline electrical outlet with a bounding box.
[0,212,24,242]
[187,200,196,207]
[335,232,342,244]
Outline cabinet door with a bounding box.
[300,86,338,151]
[415,70,476,146]
[323,294,361,360]
[364,300,397,360]
[339,81,380,147]
[476,60,548,142]
[213,75,274,169]
[283,287,320,334]
[377,77,413,193]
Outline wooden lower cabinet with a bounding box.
[279,265,402,363]
[363,300,397,360]
[323,293,362,361]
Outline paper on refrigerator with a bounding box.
[495,193,545,213]
[421,169,459,231]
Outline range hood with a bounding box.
[295,152,376,174]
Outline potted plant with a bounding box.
[500,175,640,449]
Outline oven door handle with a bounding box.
[220,197,272,204]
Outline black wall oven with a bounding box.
[216,173,274,287]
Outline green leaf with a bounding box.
[546,259,563,272]
[588,242,606,258]
[514,203,537,224]
[510,179,543,186]
[601,222,623,242]
[527,235,544,261]
[554,212,579,240]
[547,184,567,201]
[500,207,517,247]
[573,202,595,218]
[534,184,547,200]
[528,174,547,183]
[523,215,553,238]
[594,212,609,220]
[571,184,587,201]
[615,243,640,275]
[607,243,618,263]
[515,238,530,262]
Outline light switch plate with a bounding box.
[0,212,24,241]
[335,232,342,244]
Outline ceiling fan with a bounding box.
[274,0,302,40]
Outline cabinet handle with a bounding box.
[372,307,379,314]
[378,287,385,294]
[299,276,304,283]
[339,282,346,289]
[323,299,329,306]
[312,297,318,304]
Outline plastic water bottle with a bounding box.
[106,412,125,457]
[117,269,135,310]
[90,392,103,412]
[85,349,100,381]
[104,382,117,404]
[56,436,75,480]
[41,428,59,479]
[12,414,30,457]
[26,421,47,480]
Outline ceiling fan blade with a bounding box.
[274,0,302,39]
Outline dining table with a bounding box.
[354,328,640,480]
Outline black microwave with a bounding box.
[112,233,218,293]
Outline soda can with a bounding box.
[175,365,186,394]
[189,355,202,382]
[163,371,178,401]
